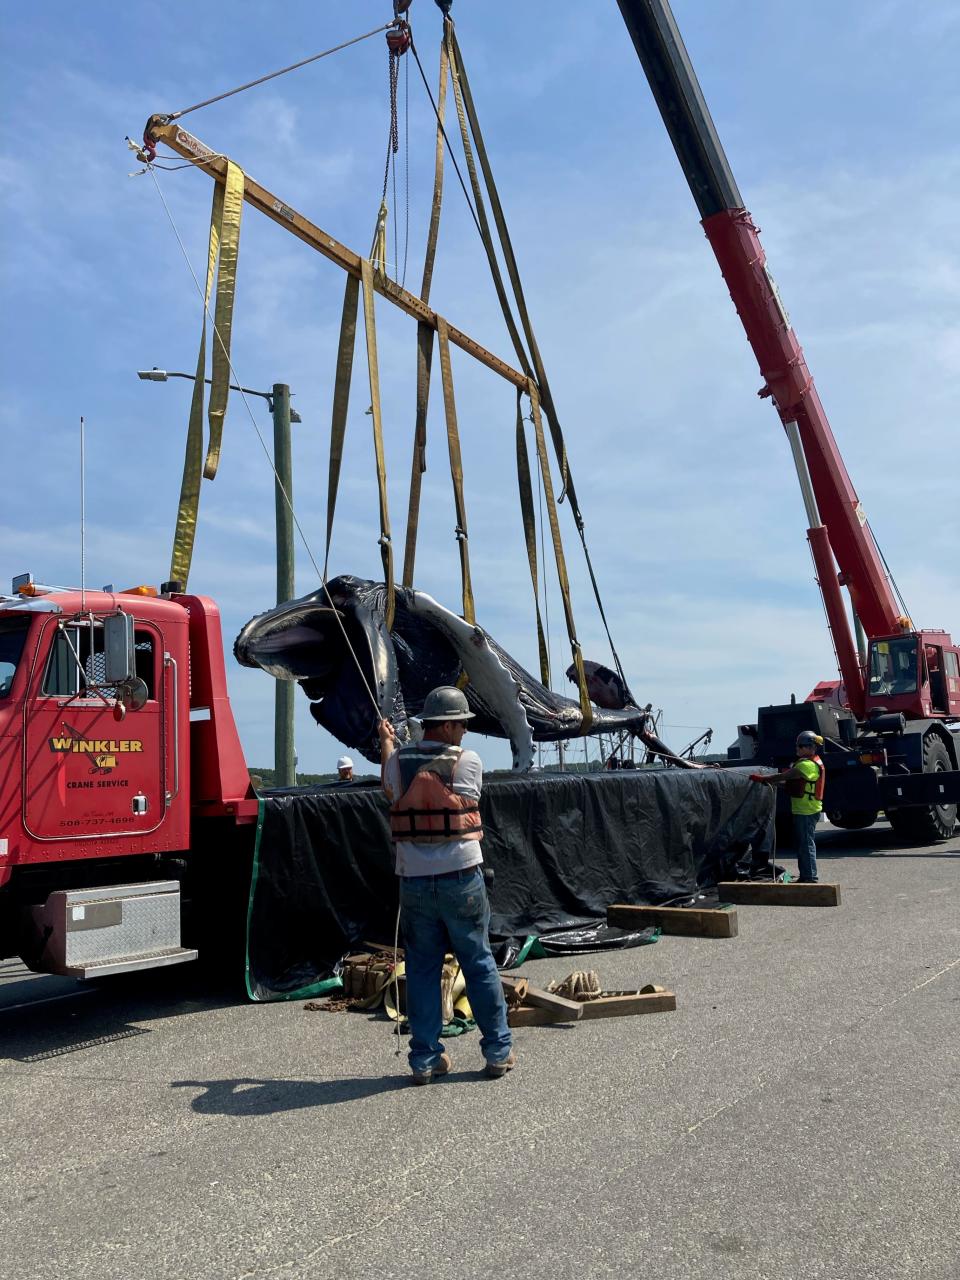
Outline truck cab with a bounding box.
[0,577,256,976]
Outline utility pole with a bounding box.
[272,383,296,787]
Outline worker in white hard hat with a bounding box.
[336,756,354,782]
[753,730,825,883]
[379,686,514,1085]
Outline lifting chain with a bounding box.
[381,8,411,206]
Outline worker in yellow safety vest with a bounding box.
[753,729,825,883]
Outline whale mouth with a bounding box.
[234,608,346,685]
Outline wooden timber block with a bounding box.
[500,975,584,1020]
[507,989,676,1027]
[578,990,676,1019]
[607,902,739,938]
[716,881,841,907]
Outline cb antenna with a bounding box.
[80,415,86,612]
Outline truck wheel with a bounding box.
[825,810,878,831]
[886,735,958,843]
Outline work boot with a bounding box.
[410,1051,451,1086]
[484,1050,517,1080]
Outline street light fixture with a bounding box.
[136,369,302,421]
[138,364,300,786]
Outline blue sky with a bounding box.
[2,1,958,774]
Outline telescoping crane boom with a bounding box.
[616,0,960,840]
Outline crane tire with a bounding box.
[886,735,957,843]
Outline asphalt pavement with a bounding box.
[1,820,958,1280]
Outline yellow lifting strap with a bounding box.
[203,160,244,481]
[169,172,223,586]
[360,258,395,630]
[169,160,244,586]
[436,316,476,626]
[402,31,449,589]
[515,390,551,688]
[370,199,389,281]
[528,381,593,731]
[401,323,434,588]
[324,273,360,578]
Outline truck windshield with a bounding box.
[0,615,30,698]
[868,636,919,697]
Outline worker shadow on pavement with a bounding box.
[171,1072,477,1113]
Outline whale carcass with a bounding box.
[234,575,661,769]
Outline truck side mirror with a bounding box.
[103,612,136,684]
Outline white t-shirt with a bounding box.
[382,743,484,877]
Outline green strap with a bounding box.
[360,258,395,631]
[324,273,360,578]
[515,390,550,686]
[529,382,592,731]
[437,315,475,625]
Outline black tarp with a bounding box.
[245,766,774,1001]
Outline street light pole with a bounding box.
[272,383,296,788]
[137,367,300,787]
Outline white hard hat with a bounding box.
[337,756,354,769]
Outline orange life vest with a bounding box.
[784,754,825,803]
[389,743,482,845]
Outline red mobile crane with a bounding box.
[616,0,960,840]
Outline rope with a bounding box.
[547,970,602,1001]
[161,24,395,122]
[147,168,384,722]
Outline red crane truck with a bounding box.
[616,0,960,840]
[0,577,258,977]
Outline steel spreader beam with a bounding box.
[146,119,528,392]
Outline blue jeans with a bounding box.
[399,867,512,1074]
[794,811,820,882]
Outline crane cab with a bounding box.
[865,631,960,720]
